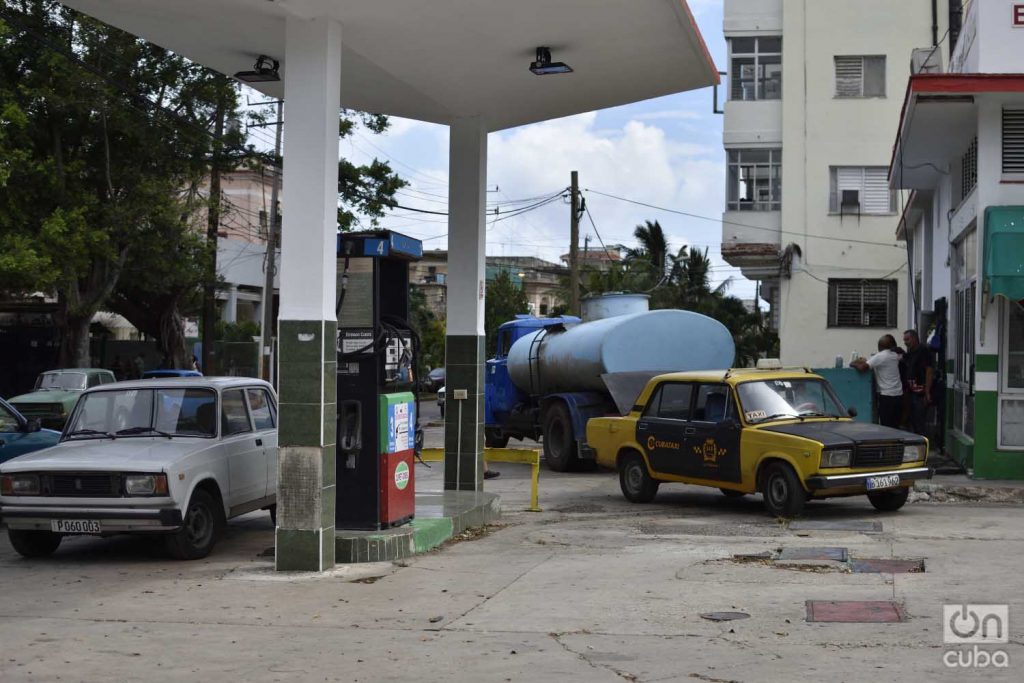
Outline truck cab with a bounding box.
[484,315,580,449]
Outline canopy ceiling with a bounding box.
[62,0,718,132]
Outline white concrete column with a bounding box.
[444,117,488,491]
[275,14,341,571]
[223,284,238,323]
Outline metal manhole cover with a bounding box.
[700,611,750,622]
[778,546,848,562]
[805,600,905,623]
[789,520,883,533]
[850,558,925,573]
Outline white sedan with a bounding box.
[0,377,278,560]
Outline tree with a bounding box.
[0,2,242,366]
[485,271,529,356]
[0,2,404,368]
[624,219,670,291]
[409,287,445,375]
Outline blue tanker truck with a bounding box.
[484,294,736,471]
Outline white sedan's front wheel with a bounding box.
[165,488,223,560]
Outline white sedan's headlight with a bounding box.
[903,443,926,463]
[1,474,40,496]
[820,449,852,468]
[125,474,169,496]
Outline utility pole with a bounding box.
[201,88,227,376]
[260,100,283,382]
[569,170,580,316]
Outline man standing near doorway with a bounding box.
[851,335,903,428]
[902,329,934,436]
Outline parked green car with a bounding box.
[7,369,117,430]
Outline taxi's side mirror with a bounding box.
[847,407,858,418]
[724,417,742,430]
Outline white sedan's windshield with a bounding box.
[737,379,846,423]
[37,372,87,391]
[67,388,217,438]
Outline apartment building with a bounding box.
[721,0,949,366]
[891,0,1024,478]
[410,250,565,319]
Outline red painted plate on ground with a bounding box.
[806,600,905,623]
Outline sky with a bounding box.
[310,1,751,299]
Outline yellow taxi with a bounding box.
[586,368,931,516]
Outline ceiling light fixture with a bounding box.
[529,47,573,75]
[234,55,281,83]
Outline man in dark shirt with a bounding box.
[902,329,934,436]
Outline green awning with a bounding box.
[984,206,1024,302]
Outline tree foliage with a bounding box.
[578,219,778,367]
[0,1,404,368]
[485,271,529,357]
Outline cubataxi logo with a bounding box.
[647,436,680,451]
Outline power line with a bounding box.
[585,188,908,250]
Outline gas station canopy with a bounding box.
[61,0,718,131]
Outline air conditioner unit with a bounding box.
[911,47,944,74]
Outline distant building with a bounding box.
[560,245,626,273]
[193,167,280,327]
[890,0,1024,477]
[410,250,566,318]
[720,0,946,365]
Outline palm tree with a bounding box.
[625,220,670,290]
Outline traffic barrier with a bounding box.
[418,448,542,512]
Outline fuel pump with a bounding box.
[335,231,423,529]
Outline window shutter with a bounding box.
[828,280,896,327]
[1003,109,1024,174]
[835,57,863,97]
[862,168,891,214]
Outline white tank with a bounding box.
[580,293,649,322]
[507,309,735,395]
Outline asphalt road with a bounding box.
[1,465,1022,681]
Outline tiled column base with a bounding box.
[275,319,337,571]
[444,335,485,491]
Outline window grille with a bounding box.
[827,279,897,328]
[1003,109,1024,174]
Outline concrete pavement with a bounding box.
[2,459,1024,682]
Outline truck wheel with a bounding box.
[165,488,223,560]
[8,529,62,558]
[485,428,509,449]
[542,402,577,472]
[619,453,659,503]
[760,462,806,518]
[867,487,909,512]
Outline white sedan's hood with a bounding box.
[0,437,213,473]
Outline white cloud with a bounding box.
[356,105,752,297]
[631,110,703,122]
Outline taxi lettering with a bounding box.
[647,435,680,451]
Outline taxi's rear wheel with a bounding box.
[867,487,909,512]
[619,453,659,503]
[761,462,806,518]
[8,529,62,558]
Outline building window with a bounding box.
[827,279,897,328]
[952,227,977,439]
[729,37,782,101]
[1003,108,1024,174]
[834,56,886,98]
[727,149,781,211]
[829,167,896,214]
[961,137,978,202]
[1000,303,1024,448]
